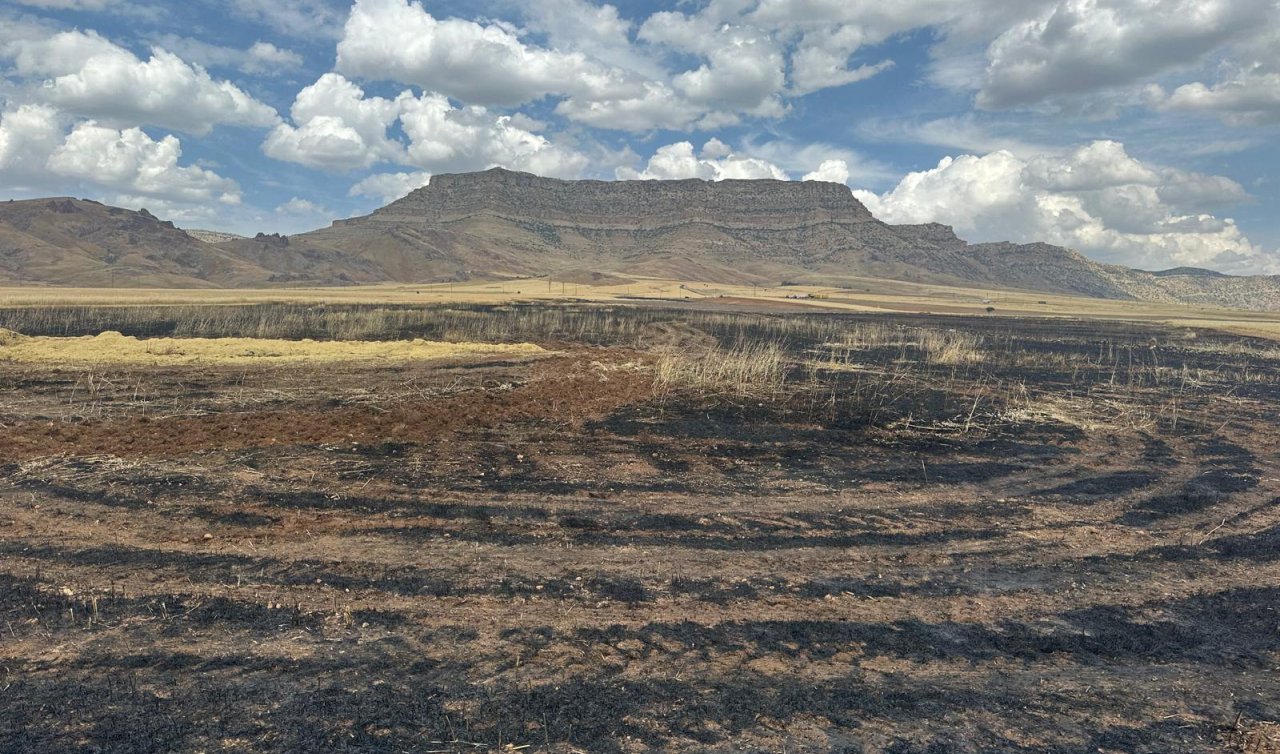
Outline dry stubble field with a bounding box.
[1,303,1278,753]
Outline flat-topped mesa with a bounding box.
[369,167,876,228]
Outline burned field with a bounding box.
[1,304,1278,753]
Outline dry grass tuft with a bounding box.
[0,327,26,346]
[917,329,985,365]
[653,341,787,399]
[1226,719,1280,754]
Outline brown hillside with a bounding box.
[0,198,267,287]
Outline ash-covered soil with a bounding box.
[1,308,1278,753]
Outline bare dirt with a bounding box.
[1,310,1278,753]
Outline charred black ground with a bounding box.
[1,303,1278,753]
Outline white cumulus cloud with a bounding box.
[337,0,636,108]
[522,0,665,79]
[5,30,278,135]
[854,140,1274,273]
[1022,139,1158,190]
[0,104,64,182]
[617,140,788,181]
[671,28,787,117]
[803,159,852,185]
[789,27,894,95]
[976,0,1272,109]
[399,96,589,178]
[0,102,241,209]
[1148,27,1280,127]
[335,0,807,131]
[263,73,405,170]
[554,81,704,131]
[264,74,591,178]
[152,35,304,76]
[349,171,431,204]
[48,121,241,203]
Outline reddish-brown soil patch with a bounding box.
[0,354,651,459]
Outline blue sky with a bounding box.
[0,0,1277,274]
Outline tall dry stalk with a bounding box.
[917,329,985,365]
[652,341,787,399]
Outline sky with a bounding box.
[0,0,1277,274]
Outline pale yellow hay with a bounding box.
[0,327,26,346]
[0,330,546,365]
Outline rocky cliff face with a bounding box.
[366,168,874,228]
[305,168,1124,296]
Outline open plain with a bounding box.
[1,300,1279,753]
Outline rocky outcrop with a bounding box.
[186,229,246,244]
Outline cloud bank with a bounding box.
[855,140,1271,273]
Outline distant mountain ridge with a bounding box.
[1,170,1278,311]
[0,197,267,287]
[1148,266,1229,278]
